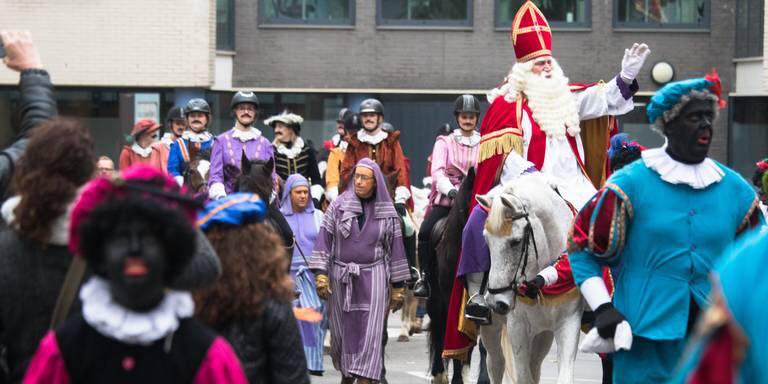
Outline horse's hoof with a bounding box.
[397,335,409,342]
[431,373,448,384]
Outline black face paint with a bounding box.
[103,218,167,312]
[663,98,715,165]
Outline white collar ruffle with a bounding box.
[641,146,724,189]
[80,276,194,345]
[160,133,177,147]
[182,130,213,143]
[275,137,305,159]
[453,129,480,147]
[1,195,72,246]
[131,143,153,158]
[357,129,388,145]
[231,126,262,142]
[332,134,341,147]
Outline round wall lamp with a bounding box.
[651,61,675,85]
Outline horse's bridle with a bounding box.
[486,209,540,297]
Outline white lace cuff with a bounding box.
[209,182,226,200]
[580,276,611,311]
[538,266,559,286]
[395,186,411,204]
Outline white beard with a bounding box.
[523,69,580,138]
[487,59,581,139]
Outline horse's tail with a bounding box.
[426,270,447,376]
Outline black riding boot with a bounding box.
[412,239,431,298]
[464,272,491,325]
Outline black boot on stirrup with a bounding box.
[464,296,492,325]
[412,272,430,298]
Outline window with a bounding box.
[729,97,768,179]
[496,0,590,28]
[735,0,764,58]
[216,0,235,50]
[260,0,354,25]
[377,0,472,27]
[615,0,709,29]
[616,97,666,149]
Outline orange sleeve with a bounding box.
[118,148,131,171]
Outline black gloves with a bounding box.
[395,203,407,216]
[594,302,625,339]
[518,275,545,299]
[447,189,458,198]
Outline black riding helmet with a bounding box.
[185,98,211,116]
[343,112,362,135]
[359,98,384,115]
[165,106,183,123]
[454,94,481,115]
[230,91,260,111]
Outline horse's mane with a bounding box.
[436,167,475,257]
[484,173,547,236]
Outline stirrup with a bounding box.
[412,278,430,298]
[464,294,492,325]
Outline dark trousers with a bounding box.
[417,205,451,275]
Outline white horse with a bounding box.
[476,172,583,384]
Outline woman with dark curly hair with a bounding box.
[0,118,94,382]
[24,166,247,383]
[195,193,310,384]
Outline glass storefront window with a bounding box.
[729,97,768,179]
[496,0,590,28]
[615,0,709,29]
[378,0,472,27]
[260,0,354,25]
[615,97,666,149]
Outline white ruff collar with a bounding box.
[453,129,480,147]
[275,137,305,159]
[357,129,388,145]
[231,126,262,142]
[642,147,724,189]
[160,133,177,147]
[1,195,72,246]
[131,143,153,158]
[332,134,341,147]
[182,130,213,143]
[80,276,195,345]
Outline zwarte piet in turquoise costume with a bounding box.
[569,70,765,383]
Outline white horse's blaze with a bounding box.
[481,173,583,384]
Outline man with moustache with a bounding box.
[340,99,411,211]
[160,106,186,149]
[265,111,324,205]
[412,95,481,298]
[208,91,274,200]
[167,98,215,186]
[570,72,764,383]
[445,1,650,356]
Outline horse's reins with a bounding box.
[486,210,539,298]
[485,186,575,301]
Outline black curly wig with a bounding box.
[610,146,643,173]
[78,196,197,283]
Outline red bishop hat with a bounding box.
[510,1,552,63]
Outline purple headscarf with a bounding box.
[280,174,314,216]
[337,158,398,238]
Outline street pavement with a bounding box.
[311,312,604,384]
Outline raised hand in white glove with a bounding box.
[620,43,651,83]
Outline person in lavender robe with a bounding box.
[208,91,274,200]
[309,158,410,384]
[280,174,326,375]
